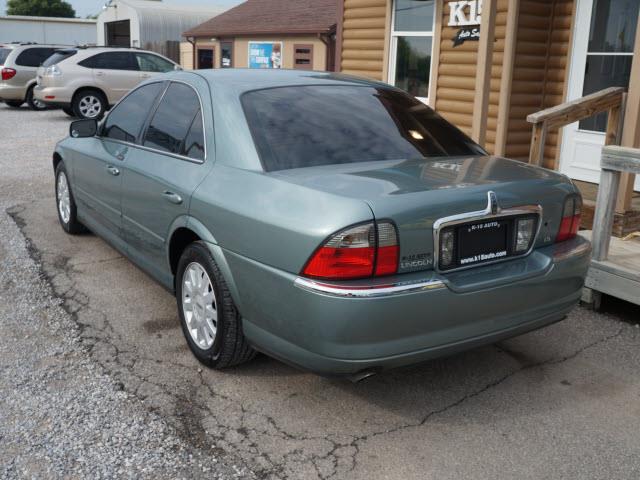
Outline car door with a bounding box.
[134,52,176,82]
[91,52,140,102]
[121,80,210,287]
[72,81,165,246]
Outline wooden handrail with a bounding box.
[527,87,626,167]
[592,146,640,261]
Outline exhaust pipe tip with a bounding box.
[347,368,381,383]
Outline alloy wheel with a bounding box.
[78,95,102,118]
[182,262,218,350]
[57,171,71,224]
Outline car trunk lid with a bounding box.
[271,156,577,274]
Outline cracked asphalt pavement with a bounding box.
[2,106,640,479]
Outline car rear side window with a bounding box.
[143,82,204,160]
[0,48,11,65]
[241,85,487,172]
[42,49,77,67]
[79,52,138,70]
[15,47,56,67]
[103,82,164,143]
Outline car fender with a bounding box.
[167,216,244,311]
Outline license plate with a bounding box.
[457,219,510,267]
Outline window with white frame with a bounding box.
[388,0,435,102]
[579,0,638,132]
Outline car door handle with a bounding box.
[162,191,183,205]
[96,71,105,76]
[107,166,120,176]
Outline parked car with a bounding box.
[0,42,68,110]
[35,47,180,120]
[51,70,591,379]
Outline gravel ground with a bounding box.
[0,205,252,479]
[0,106,252,479]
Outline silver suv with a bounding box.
[34,47,180,119]
[0,43,67,110]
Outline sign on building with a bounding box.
[248,42,283,69]
[448,0,482,47]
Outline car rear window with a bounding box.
[0,48,11,65]
[241,85,487,172]
[15,47,57,67]
[42,49,77,67]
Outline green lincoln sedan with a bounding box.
[52,70,590,380]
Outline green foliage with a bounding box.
[7,0,76,18]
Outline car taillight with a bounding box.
[302,221,399,280]
[1,68,16,81]
[556,195,582,242]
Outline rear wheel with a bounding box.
[62,106,76,117]
[55,162,85,234]
[4,100,23,108]
[72,89,107,120]
[176,241,256,369]
[26,85,47,110]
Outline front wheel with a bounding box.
[72,90,107,120]
[176,242,256,369]
[55,163,85,234]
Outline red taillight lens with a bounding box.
[556,195,582,243]
[302,222,399,280]
[1,68,16,81]
[375,222,399,276]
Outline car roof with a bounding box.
[0,43,68,50]
[182,68,391,96]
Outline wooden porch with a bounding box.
[580,146,640,309]
[575,181,640,237]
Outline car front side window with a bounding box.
[102,82,164,143]
[136,53,175,73]
[143,82,205,160]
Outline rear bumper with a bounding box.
[221,236,591,375]
[0,84,26,101]
[33,85,72,105]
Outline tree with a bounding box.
[7,0,76,18]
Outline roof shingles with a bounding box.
[183,0,338,37]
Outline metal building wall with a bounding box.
[138,10,215,62]
[0,16,96,45]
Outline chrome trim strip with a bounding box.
[294,277,446,298]
[433,191,543,273]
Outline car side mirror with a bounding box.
[70,119,97,138]
[174,64,183,71]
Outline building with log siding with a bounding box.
[336,0,640,231]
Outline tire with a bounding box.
[176,241,256,369]
[4,100,23,108]
[72,89,107,120]
[62,106,76,117]
[55,162,85,234]
[26,85,47,111]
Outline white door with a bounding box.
[559,0,639,191]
